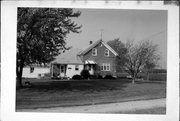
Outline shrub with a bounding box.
[80,70,90,79]
[97,74,103,79]
[72,75,82,80]
[104,74,115,79]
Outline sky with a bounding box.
[66,9,167,69]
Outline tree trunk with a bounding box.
[16,59,24,88]
[132,78,135,84]
[132,72,136,84]
[16,74,22,88]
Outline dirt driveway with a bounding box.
[17,98,166,114]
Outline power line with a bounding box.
[140,29,167,41]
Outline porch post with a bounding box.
[65,65,67,77]
[92,64,94,75]
[59,64,61,77]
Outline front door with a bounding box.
[60,65,65,77]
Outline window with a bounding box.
[101,63,110,71]
[100,65,103,71]
[75,65,79,71]
[107,65,110,70]
[104,65,106,70]
[104,49,109,57]
[92,48,97,56]
[30,67,34,73]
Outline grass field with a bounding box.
[16,78,166,110]
[117,73,166,81]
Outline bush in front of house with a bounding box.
[104,74,116,79]
[96,74,103,79]
[80,69,90,79]
[72,75,82,80]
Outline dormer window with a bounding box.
[104,49,109,57]
[92,48,97,56]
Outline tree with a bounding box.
[144,62,156,81]
[124,40,160,83]
[107,38,128,72]
[80,69,90,79]
[17,8,81,87]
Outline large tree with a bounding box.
[17,8,81,87]
[107,38,128,72]
[124,40,160,83]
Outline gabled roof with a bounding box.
[52,48,83,64]
[78,39,102,55]
[102,41,118,56]
[79,39,118,56]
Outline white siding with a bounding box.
[66,64,84,78]
[22,67,50,78]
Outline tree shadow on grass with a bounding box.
[18,80,130,92]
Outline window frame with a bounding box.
[101,63,110,71]
[92,48,97,56]
[104,49,109,57]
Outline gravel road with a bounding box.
[18,98,166,113]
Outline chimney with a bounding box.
[89,41,93,45]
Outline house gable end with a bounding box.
[79,40,118,57]
[79,40,102,56]
[102,42,118,56]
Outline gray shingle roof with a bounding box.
[52,48,83,64]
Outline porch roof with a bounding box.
[51,48,83,64]
[85,60,96,64]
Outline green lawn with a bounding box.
[16,79,166,110]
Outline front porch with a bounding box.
[51,64,67,79]
[84,60,97,75]
[51,61,97,79]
